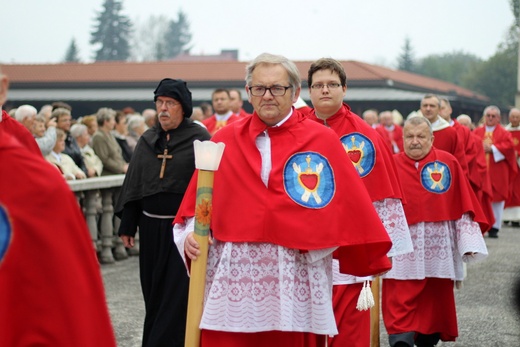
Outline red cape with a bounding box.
[236,108,252,118]
[432,125,469,177]
[506,128,520,207]
[0,130,116,346]
[1,109,41,154]
[394,147,489,232]
[474,125,518,201]
[307,103,404,202]
[375,124,404,153]
[202,113,241,136]
[175,109,392,277]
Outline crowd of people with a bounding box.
[3,52,519,347]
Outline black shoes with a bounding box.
[488,227,499,238]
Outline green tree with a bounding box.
[64,38,81,63]
[162,10,192,60]
[415,51,482,86]
[397,37,415,72]
[90,0,132,61]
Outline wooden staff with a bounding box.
[370,276,381,347]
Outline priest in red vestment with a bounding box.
[474,105,517,237]
[383,116,488,347]
[0,128,117,346]
[202,89,240,135]
[503,108,520,226]
[229,88,252,118]
[173,53,392,347]
[419,94,469,176]
[306,58,413,347]
[376,110,404,154]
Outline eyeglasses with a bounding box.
[485,114,499,118]
[155,100,180,108]
[249,85,292,96]
[310,83,342,90]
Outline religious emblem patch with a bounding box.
[420,161,452,194]
[339,132,376,178]
[284,152,335,208]
[0,206,12,264]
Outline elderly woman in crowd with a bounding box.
[91,107,128,176]
[126,114,146,151]
[70,123,103,177]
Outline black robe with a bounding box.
[115,118,210,347]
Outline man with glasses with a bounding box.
[307,57,413,347]
[115,78,210,347]
[173,53,393,346]
[473,105,517,238]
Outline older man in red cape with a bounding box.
[474,105,517,237]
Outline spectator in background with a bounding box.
[81,115,99,137]
[199,102,213,120]
[70,123,102,177]
[38,104,53,123]
[91,107,128,176]
[51,107,88,175]
[229,88,251,117]
[112,110,133,163]
[45,128,87,180]
[14,105,37,134]
[126,114,146,151]
[189,106,206,128]
[142,108,157,129]
[362,109,379,128]
[32,115,57,156]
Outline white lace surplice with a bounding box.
[384,213,488,281]
[333,198,413,285]
[173,219,338,335]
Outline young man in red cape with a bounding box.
[202,89,240,135]
[383,116,488,347]
[173,53,392,347]
[473,105,518,238]
[306,58,413,347]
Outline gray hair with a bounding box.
[96,107,116,127]
[404,115,433,136]
[127,114,145,131]
[14,104,37,122]
[245,53,301,99]
[70,123,88,139]
[483,105,500,116]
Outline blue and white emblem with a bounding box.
[284,152,335,208]
[420,161,451,193]
[0,206,12,263]
[339,132,376,178]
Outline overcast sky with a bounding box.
[0,0,514,66]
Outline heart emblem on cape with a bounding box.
[348,150,361,163]
[431,173,442,182]
[299,173,319,191]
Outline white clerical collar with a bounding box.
[271,108,293,128]
[485,125,497,132]
[215,111,233,121]
[384,124,395,131]
[449,119,455,126]
[431,116,450,131]
[506,123,520,130]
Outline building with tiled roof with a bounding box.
[2,59,490,120]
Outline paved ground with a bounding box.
[102,225,520,347]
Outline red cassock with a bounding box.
[0,130,116,346]
[432,125,469,177]
[506,128,520,207]
[474,125,518,201]
[308,103,405,347]
[1,109,41,153]
[202,113,241,136]
[375,123,404,154]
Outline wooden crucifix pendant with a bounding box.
[157,148,173,179]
